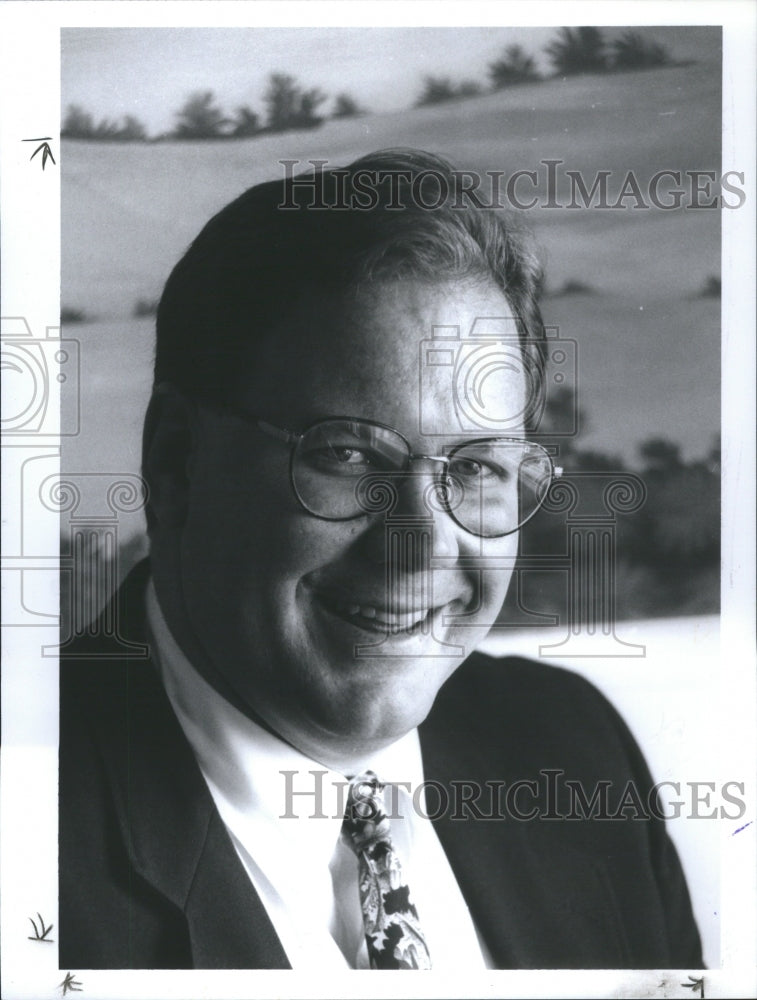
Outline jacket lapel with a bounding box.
[419,659,629,970]
[86,563,290,969]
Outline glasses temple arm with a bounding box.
[257,419,300,445]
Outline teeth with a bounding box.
[339,602,431,629]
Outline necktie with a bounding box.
[341,770,432,969]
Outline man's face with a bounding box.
[156,278,526,767]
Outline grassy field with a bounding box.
[61,57,721,547]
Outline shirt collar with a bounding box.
[145,580,425,882]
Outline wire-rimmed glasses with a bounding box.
[224,409,560,538]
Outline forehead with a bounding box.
[238,278,527,439]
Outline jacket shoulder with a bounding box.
[423,650,658,804]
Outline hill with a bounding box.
[61,59,721,503]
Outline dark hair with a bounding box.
[154,148,545,401]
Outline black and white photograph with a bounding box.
[1,3,755,998]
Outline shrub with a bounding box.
[489,44,540,88]
[60,306,89,324]
[545,27,607,75]
[630,438,720,572]
[416,76,457,105]
[556,279,596,296]
[332,93,365,118]
[264,73,326,132]
[133,298,160,318]
[415,75,482,106]
[62,104,149,141]
[61,104,96,139]
[638,437,682,473]
[541,279,597,298]
[118,115,149,141]
[699,275,721,298]
[456,80,483,98]
[231,105,261,138]
[91,118,121,140]
[172,90,229,139]
[612,31,672,70]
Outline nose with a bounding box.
[396,461,460,558]
[358,462,461,567]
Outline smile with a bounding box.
[313,589,444,636]
[337,600,433,632]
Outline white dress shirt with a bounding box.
[146,581,491,970]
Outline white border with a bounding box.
[1,2,755,998]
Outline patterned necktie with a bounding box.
[341,770,432,969]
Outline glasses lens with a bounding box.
[292,420,409,518]
[445,440,553,537]
[292,422,553,535]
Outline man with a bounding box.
[60,149,703,970]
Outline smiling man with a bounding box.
[59,150,703,971]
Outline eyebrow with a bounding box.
[439,434,528,451]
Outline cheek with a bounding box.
[478,533,519,609]
[183,447,288,564]
[265,514,366,573]
[186,436,365,579]
[183,492,362,605]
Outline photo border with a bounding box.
[1,2,754,997]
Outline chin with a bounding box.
[327,656,457,736]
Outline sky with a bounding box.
[61,25,712,135]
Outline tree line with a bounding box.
[62,27,680,142]
[417,27,676,106]
[500,388,720,622]
[62,73,363,142]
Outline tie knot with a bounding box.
[342,770,392,853]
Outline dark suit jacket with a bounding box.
[60,561,703,969]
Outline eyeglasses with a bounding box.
[224,407,560,538]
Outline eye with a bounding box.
[449,456,484,478]
[304,445,376,475]
[329,447,371,465]
[448,456,509,482]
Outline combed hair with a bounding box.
[155,148,546,401]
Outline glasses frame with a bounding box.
[219,403,561,538]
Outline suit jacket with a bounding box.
[59,560,703,969]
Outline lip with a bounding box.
[310,586,452,639]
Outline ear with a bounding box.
[142,385,198,533]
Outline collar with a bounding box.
[145,581,426,900]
